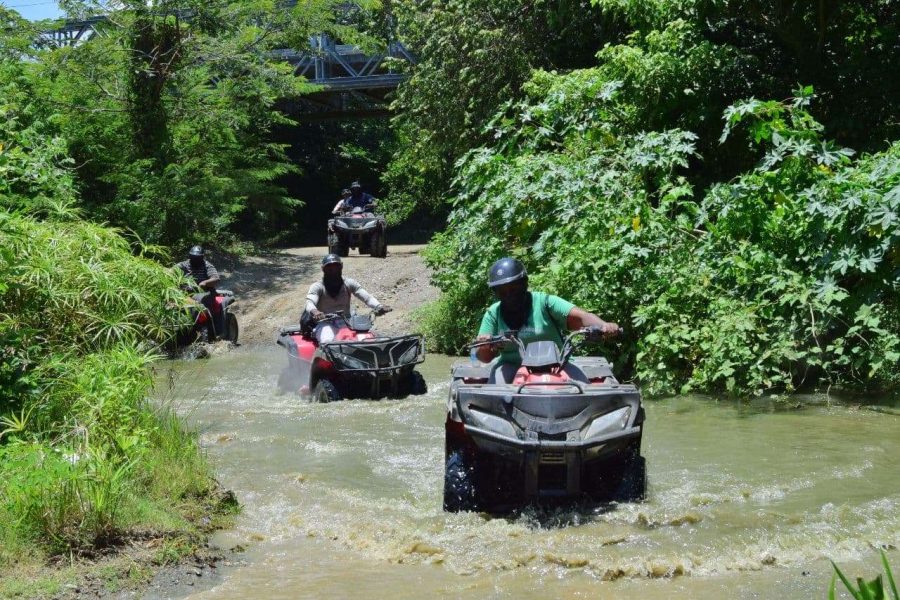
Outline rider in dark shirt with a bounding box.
[176,246,222,338]
[344,181,376,210]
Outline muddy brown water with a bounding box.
[154,348,899,599]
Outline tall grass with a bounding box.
[0,210,216,561]
[831,551,898,600]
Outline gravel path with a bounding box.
[220,245,438,346]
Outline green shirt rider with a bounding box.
[475,257,619,383]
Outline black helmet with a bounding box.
[488,257,527,288]
[188,245,204,258]
[322,253,343,267]
[350,181,361,190]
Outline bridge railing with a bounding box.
[41,19,413,92]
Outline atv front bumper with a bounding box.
[462,423,641,499]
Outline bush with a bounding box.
[421,69,899,396]
[0,211,212,556]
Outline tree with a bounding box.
[33,0,385,248]
[384,0,615,219]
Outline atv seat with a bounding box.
[488,362,590,384]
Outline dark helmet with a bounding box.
[488,257,527,288]
[322,253,343,268]
[188,245,205,258]
[350,181,362,190]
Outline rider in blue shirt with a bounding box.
[344,181,376,210]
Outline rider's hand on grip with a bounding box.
[584,322,621,342]
[375,304,392,316]
[311,309,325,321]
[473,334,497,353]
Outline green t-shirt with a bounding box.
[478,292,575,364]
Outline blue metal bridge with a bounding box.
[41,17,413,118]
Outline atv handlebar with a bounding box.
[314,309,383,326]
[469,326,624,365]
[469,326,623,347]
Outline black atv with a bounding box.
[327,206,388,258]
[443,328,646,513]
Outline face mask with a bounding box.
[500,291,530,330]
[323,273,343,297]
[189,257,204,269]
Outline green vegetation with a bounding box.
[406,1,899,396]
[830,550,899,600]
[0,210,237,587]
[5,0,395,250]
[3,0,400,584]
[385,0,609,219]
[2,2,250,590]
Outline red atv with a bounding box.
[276,311,426,401]
[176,290,239,347]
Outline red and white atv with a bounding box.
[276,312,426,401]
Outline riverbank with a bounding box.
[0,244,437,599]
[0,489,236,599]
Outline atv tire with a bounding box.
[443,451,477,512]
[223,312,239,344]
[328,233,348,258]
[612,451,646,503]
[313,379,342,403]
[371,230,387,258]
[408,371,428,395]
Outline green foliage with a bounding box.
[421,68,898,396]
[0,71,214,554]
[637,95,899,395]
[0,17,79,218]
[392,0,899,219]
[385,0,613,218]
[830,550,899,600]
[0,210,213,553]
[15,0,387,248]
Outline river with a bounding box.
[154,347,900,599]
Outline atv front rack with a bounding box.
[322,334,425,373]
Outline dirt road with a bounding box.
[220,245,438,346]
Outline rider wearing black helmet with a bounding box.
[176,246,223,337]
[344,181,376,211]
[474,257,619,381]
[304,253,392,342]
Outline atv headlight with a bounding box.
[469,408,517,438]
[583,407,631,439]
[397,343,420,365]
[332,351,370,370]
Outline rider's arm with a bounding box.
[566,306,619,335]
[345,278,381,310]
[332,200,345,214]
[199,262,220,291]
[475,308,498,363]
[305,282,322,314]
